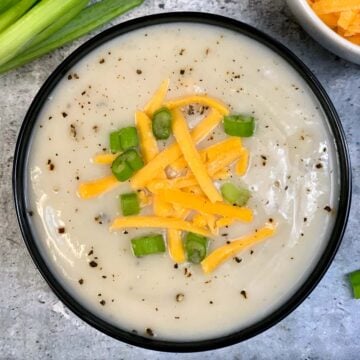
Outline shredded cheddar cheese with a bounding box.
[93,153,118,165]
[78,79,276,273]
[164,95,229,115]
[155,189,253,222]
[130,109,223,189]
[201,224,276,273]
[110,215,211,236]
[78,175,119,199]
[143,78,170,117]
[172,108,222,203]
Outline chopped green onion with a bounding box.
[120,192,140,216]
[24,0,87,51]
[0,0,83,67]
[110,127,139,152]
[110,130,122,153]
[0,0,37,33]
[120,149,144,171]
[111,156,133,181]
[111,149,144,181]
[223,115,255,137]
[221,183,251,206]
[118,126,139,150]
[152,107,172,140]
[0,0,21,15]
[349,270,360,299]
[185,232,208,264]
[0,0,144,74]
[131,234,165,257]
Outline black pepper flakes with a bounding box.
[88,250,94,256]
[99,58,105,64]
[99,300,106,306]
[28,210,34,217]
[240,290,247,299]
[89,260,98,268]
[58,227,65,234]
[179,48,185,55]
[173,263,179,269]
[180,69,185,75]
[315,163,323,169]
[176,293,184,302]
[78,279,84,285]
[61,112,68,118]
[145,328,154,337]
[233,257,242,263]
[136,69,142,75]
[324,205,332,212]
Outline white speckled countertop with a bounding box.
[0,0,359,359]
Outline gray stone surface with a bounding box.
[0,0,359,358]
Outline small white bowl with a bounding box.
[287,0,360,65]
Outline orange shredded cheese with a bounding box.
[201,224,276,273]
[309,0,360,44]
[164,95,229,115]
[172,108,222,203]
[135,111,161,163]
[92,153,118,165]
[156,189,253,222]
[78,175,119,199]
[143,78,170,117]
[235,147,249,176]
[110,215,211,236]
[130,109,222,189]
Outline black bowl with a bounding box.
[13,12,351,352]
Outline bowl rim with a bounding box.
[13,11,352,353]
[291,0,360,55]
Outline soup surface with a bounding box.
[27,23,338,341]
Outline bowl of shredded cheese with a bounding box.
[287,0,360,64]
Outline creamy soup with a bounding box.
[27,23,338,341]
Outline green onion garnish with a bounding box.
[111,149,144,181]
[131,234,166,257]
[152,107,172,140]
[110,126,139,152]
[110,130,122,153]
[120,148,144,171]
[118,126,139,150]
[111,156,133,181]
[120,192,140,216]
[0,0,37,34]
[185,232,208,264]
[349,269,360,299]
[220,183,251,206]
[223,115,255,137]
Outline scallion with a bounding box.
[0,0,144,73]
[110,130,122,153]
[220,183,251,206]
[120,149,144,171]
[120,192,140,216]
[111,149,144,181]
[349,269,360,299]
[0,0,37,33]
[0,0,84,67]
[111,156,133,181]
[131,234,166,257]
[110,127,139,152]
[185,232,208,264]
[223,115,255,137]
[152,107,172,140]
